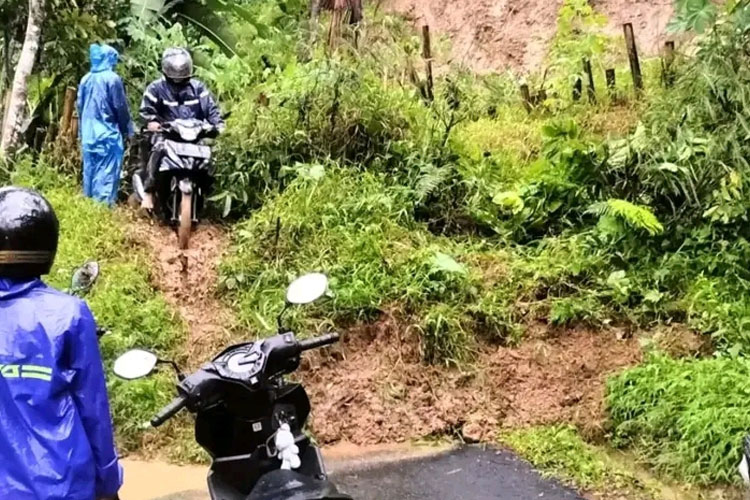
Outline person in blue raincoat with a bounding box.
[78,44,134,206]
[0,186,122,500]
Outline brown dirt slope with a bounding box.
[126,217,642,449]
[127,217,232,365]
[382,0,674,72]
[305,313,641,446]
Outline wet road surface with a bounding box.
[137,445,583,500]
[332,445,583,500]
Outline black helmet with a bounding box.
[161,48,193,84]
[0,187,59,279]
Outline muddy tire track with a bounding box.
[126,214,232,365]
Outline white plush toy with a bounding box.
[275,423,301,470]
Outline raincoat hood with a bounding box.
[89,44,119,73]
[78,43,132,205]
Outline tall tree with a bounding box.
[0,0,45,155]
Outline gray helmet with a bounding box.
[161,48,193,83]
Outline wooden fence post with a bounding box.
[606,69,616,90]
[70,114,78,142]
[605,68,616,101]
[623,23,643,92]
[573,77,582,101]
[663,40,675,87]
[422,25,434,102]
[59,86,76,140]
[520,83,532,113]
[583,58,596,103]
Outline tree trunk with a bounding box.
[1,28,11,94]
[0,0,45,155]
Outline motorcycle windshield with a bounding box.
[170,119,204,141]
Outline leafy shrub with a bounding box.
[588,199,664,237]
[419,304,473,365]
[212,56,427,215]
[608,355,750,484]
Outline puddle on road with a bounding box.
[120,459,206,500]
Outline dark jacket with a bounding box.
[139,77,224,128]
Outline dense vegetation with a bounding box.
[4,0,750,489]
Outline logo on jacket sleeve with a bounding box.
[0,364,53,382]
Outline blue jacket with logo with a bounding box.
[0,278,122,500]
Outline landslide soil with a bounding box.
[128,218,643,447]
[382,0,675,72]
[304,312,642,445]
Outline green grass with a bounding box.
[608,355,750,485]
[501,425,655,498]
[220,166,485,365]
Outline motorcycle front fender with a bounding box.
[179,178,194,195]
[247,470,353,500]
[132,173,146,201]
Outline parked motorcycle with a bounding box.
[113,273,353,500]
[131,118,217,249]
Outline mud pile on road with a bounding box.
[126,219,642,448]
[127,219,232,365]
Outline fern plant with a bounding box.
[588,199,664,236]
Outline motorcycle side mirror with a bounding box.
[113,349,158,380]
[277,273,329,331]
[70,261,100,296]
[286,273,328,305]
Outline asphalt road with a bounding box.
[331,445,583,500]
[148,445,583,500]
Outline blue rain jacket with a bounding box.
[78,44,133,206]
[0,278,122,500]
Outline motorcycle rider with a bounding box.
[137,47,224,210]
[0,187,122,500]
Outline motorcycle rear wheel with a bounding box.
[178,193,192,250]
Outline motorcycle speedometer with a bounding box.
[214,344,265,381]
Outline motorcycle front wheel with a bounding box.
[178,192,192,250]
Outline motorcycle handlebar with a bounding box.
[151,395,187,427]
[298,333,340,352]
